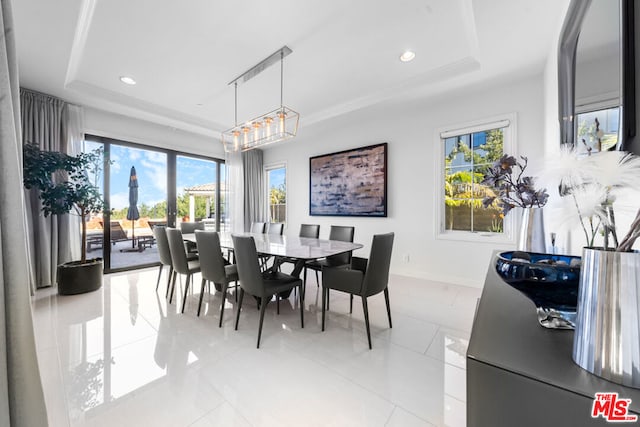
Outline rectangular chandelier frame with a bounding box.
[222,46,299,152]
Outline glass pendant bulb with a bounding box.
[264,117,273,139]
[278,110,286,134]
[253,121,261,142]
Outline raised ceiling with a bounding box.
[13,0,568,141]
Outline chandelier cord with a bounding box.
[234,82,238,126]
[280,50,284,108]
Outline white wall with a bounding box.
[264,74,545,288]
[84,107,225,158]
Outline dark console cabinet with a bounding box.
[467,254,640,427]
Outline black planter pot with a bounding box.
[57,258,103,295]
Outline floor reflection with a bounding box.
[33,268,481,427]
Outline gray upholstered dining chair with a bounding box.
[321,232,394,349]
[299,224,320,239]
[180,221,205,254]
[277,223,320,279]
[195,230,239,325]
[259,223,285,269]
[232,235,304,348]
[166,228,201,313]
[153,226,173,296]
[266,222,284,235]
[250,222,266,233]
[155,226,197,298]
[304,225,355,286]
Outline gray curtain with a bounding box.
[20,88,75,288]
[0,0,49,425]
[242,149,266,231]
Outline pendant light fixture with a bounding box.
[222,46,299,152]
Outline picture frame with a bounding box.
[309,142,387,217]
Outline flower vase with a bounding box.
[516,207,546,253]
[572,247,640,388]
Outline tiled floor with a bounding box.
[32,267,481,427]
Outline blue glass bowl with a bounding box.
[495,251,581,329]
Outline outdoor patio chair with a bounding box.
[110,221,130,245]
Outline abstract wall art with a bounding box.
[309,143,387,217]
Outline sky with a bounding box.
[85,140,219,210]
[268,167,285,190]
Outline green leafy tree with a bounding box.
[23,144,106,263]
[176,193,212,220]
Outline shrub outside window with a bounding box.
[437,115,515,242]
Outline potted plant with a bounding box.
[23,143,106,295]
[482,154,549,251]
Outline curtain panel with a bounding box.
[20,88,84,288]
[0,0,49,425]
[226,150,245,233]
[242,149,266,231]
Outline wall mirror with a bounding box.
[558,0,637,154]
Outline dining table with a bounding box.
[182,231,363,298]
[182,231,362,264]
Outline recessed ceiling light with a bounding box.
[119,76,136,85]
[399,51,416,62]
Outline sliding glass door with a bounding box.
[108,144,167,270]
[176,155,219,230]
[83,135,224,272]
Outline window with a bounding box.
[576,106,620,153]
[437,115,515,242]
[83,135,225,272]
[266,164,286,224]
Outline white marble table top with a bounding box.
[182,232,362,260]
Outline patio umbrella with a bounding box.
[126,166,140,249]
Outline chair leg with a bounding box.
[362,297,372,349]
[197,278,206,316]
[181,274,191,313]
[384,288,393,328]
[169,271,177,303]
[299,284,304,328]
[156,265,163,291]
[219,283,228,328]
[257,297,269,349]
[235,288,245,330]
[349,294,353,313]
[315,270,319,287]
[276,295,280,314]
[321,286,327,331]
[165,266,174,298]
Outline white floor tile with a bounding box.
[385,406,435,427]
[32,268,479,427]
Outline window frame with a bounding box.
[434,113,518,244]
[264,161,287,227]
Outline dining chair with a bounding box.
[277,223,320,279]
[321,232,394,349]
[153,226,173,296]
[180,221,205,253]
[250,222,266,233]
[304,225,355,286]
[195,230,239,325]
[232,235,304,348]
[259,223,285,269]
[266,222,284,235]
[166,228,201,313]
[299,224,320,239]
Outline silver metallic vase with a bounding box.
[572,248,640,388]
[517,207,546,253]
